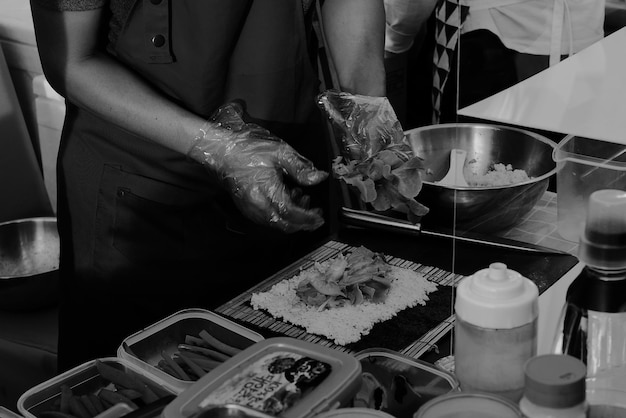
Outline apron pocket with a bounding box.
[94,165,213,275]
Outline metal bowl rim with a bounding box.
[0,216,58,228]
[0,216,59,280]
[406,123,558,190]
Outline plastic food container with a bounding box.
[315,408,396,418]
[161,337,362,418]
[351,348,459,418]
[414,392,524,418]
[0,406,24,418]
[188,404,274,418]
[553,135,626,243]
[117,308,264,393]
[17,357,176,418]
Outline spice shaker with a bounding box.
[454,262,539,402]
[519,354,587,418]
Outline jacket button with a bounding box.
[151,34,165,47]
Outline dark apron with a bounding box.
[56,0,332,371]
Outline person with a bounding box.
[383,0,606,124]
[440,0,606,121]
[382,0,439,127]
[384,0,439,57]
[29,0,388,371]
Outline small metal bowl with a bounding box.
[0,217,60,311]
[407,123,557,233]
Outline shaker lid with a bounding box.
[454,263,538,328]
[523,354,586,408]
[579,189,626,271]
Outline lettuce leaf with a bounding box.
[333,144,429,223]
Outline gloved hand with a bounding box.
[317,90,405,161]
[188,102,328,233]
[317,90,428,223]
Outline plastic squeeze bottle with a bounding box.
[519,354,588,418]
[454,262,539,402]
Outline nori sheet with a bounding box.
[346,285,452,353]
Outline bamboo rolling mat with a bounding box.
[216,240,464,359]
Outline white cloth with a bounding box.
[462,0,605,62]
[384,0,439,53]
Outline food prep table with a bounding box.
[0,190,581,412]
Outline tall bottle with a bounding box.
[553,189,626,410]
[454,262,539,402]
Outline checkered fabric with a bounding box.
[432,0,470,123]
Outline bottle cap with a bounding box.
[579,189,626,271]
[454,263,538,329]
[523,354,586,408]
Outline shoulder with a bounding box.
[31,0,107,11]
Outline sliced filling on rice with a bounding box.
[251,247,437,345]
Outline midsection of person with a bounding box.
[33,0,327,370]
[462,0,605,56]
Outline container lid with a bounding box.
[414,392,524,418]
[454,263,539,329]
[523,354,586,409]
[162,337,362,418]
[315,408,396,418]
[0,406,24,418]
[579,189,626,271]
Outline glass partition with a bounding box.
[382,0,626,364]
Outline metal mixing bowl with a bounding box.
[0,217,60,311]
[407,123,558,233]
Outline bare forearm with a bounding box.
[31,5,204,156]
[322,0,386,96]
[61,52,202,155]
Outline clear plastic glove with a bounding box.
[317,90,428,223]
[187,102,328,233]
[317,90,405,161]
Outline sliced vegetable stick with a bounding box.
[88,394,106,414]
[198,330,241,357]
[161,351,190,381]
[97,394,115,410]
[184,335,209,347]
[177,344,230,362]
[95,360,159,404]
[52,398,62,409]
[178,352,207,378]
[97,389,138,410]
[79,395,98,417]
[176,351,221,372]
[156,359,179,377]
[116,388,143,400]
[176,349,221,364]
[68,396,91,418]
[60,385,72,414]
[40,411,80,418]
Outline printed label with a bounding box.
[199,351,331,415]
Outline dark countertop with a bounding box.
[216,207,579,364]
